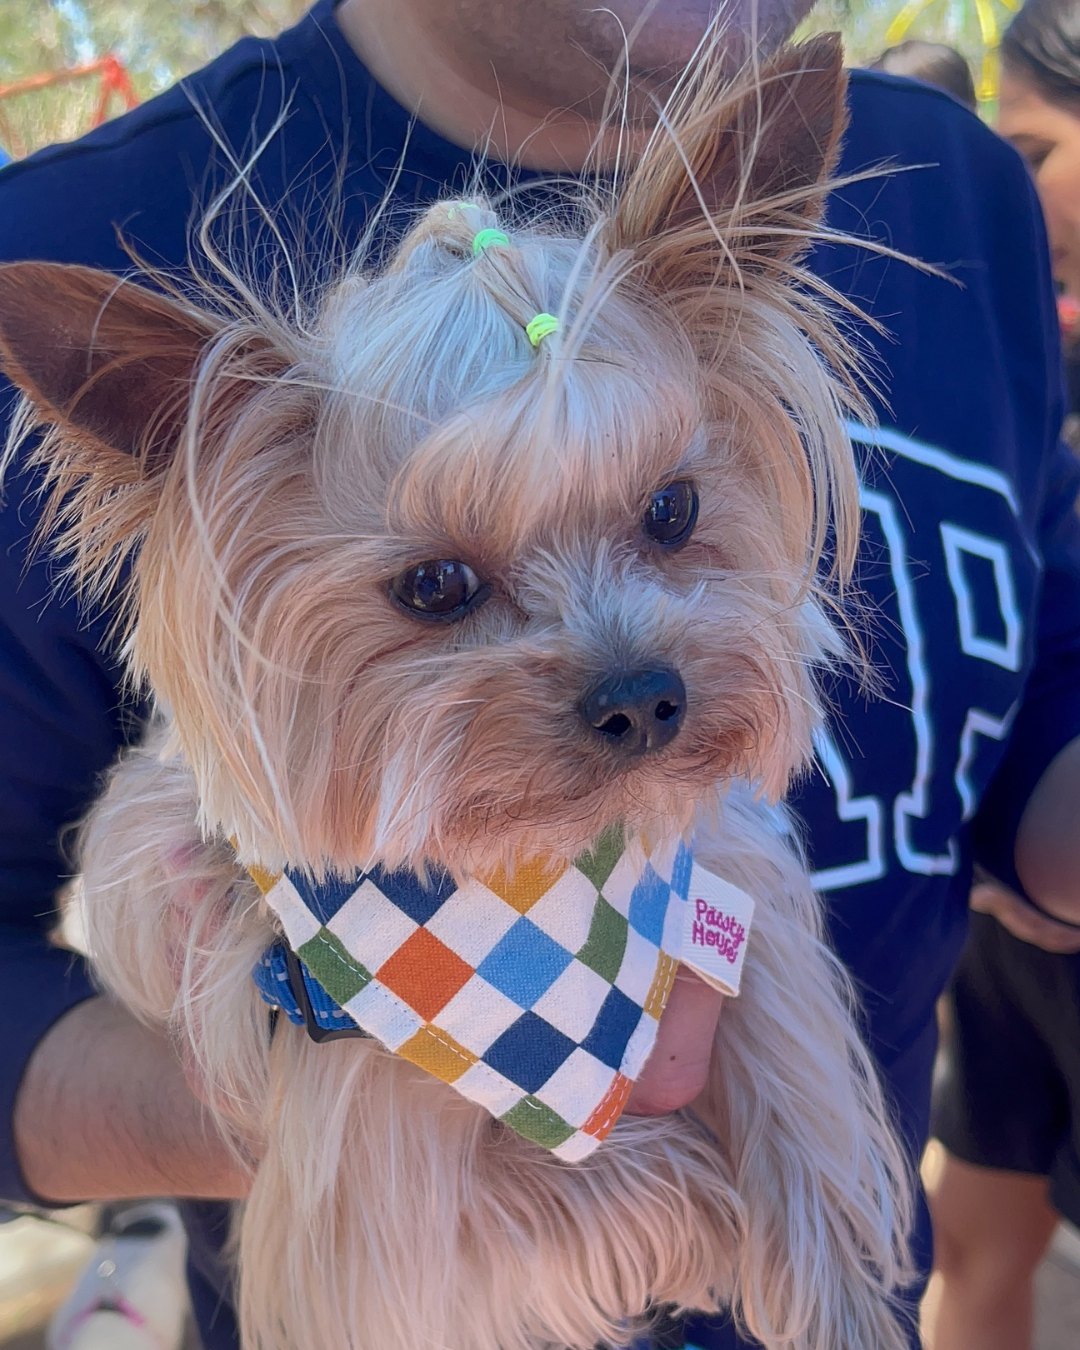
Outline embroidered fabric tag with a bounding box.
[676,864,754,998]
[248,830,752,1161]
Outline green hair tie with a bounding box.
[472,228,510,255]
[526,312,559,347]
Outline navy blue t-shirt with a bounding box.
[1,5,1078,1347]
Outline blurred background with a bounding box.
[0,0,1031,162]
[0,0,307,158]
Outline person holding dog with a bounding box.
[922,1,1080,1346]
[0,2,1079,1348]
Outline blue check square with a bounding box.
[627,864,669,945]
[483,1012,576,1093]
[368,863,457,925]
[289,872,361,924]
[671,842,693,902]
[581,987,642,1069]
[477,917,573,1009]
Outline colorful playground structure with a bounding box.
[883,0,1020,103]
[0,53,138,161]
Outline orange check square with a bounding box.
[377,928,473,1022]
[583,1072,632,1140]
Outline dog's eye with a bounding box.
[643,480,698,550]
[390,560,488,622]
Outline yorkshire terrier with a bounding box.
[0,34,913,1350]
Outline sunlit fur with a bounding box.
[4,34,914,1350]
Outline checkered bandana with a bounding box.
[249,826,749,1161]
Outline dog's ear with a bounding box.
[0,262,219,472]
[608,33,847,286]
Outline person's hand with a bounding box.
[970,873,1080,953]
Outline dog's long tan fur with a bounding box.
[0,34,914,1350]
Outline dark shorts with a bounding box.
[931,910,1080,1227]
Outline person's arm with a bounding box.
[961,686,1080,947]
[14,996,250,1203]
[1013,732,1080,924]
[967,730,1080,952]
[970,871,1080,953]
[971,428,1080,948]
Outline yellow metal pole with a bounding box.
[885,0,941,47]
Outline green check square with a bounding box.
[501,1096,576,1150]
[298,927,372,1005]
[573,822,625,890]
[575,896,628,983]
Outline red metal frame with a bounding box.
[0,52,138,141]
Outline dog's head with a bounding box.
[0,37,857,875]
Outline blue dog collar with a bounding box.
[254,942,364,1037]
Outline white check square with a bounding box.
[343,981,422,1051]
[265,875,323,949]
[553,1132,599,1163]
[614,926,662,1005]
[425,880,518,965]
[431,974,522,1055]
[534,1042,615,1128]
[453,1060,523,1118]
[648,835,681,887]
[620,1012,660,1080]
[532,959,611,1042]
[534,1048,616,1128]
[662,891,685,956]
[525,868,598,953]
[326,878,418,970]
[600,840,647,918]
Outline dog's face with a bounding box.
[0,37,855,875]
[144,267,826,871]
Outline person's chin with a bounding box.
[622,0,813,83]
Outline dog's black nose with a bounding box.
[579,669,686,756]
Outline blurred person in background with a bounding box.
[997,0,1080,440]
[869,38,977,110]
[924,3,1080,1348]
[3,3,1080,1349]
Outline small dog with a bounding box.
[0,34,913,1350]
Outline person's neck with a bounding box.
[334,0,633,171]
